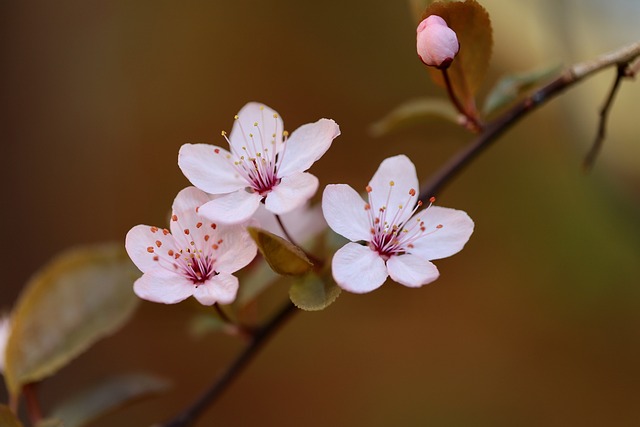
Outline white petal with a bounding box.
[386,254,439,288]
[214,225,258,274]
[172,186,214,214]
[368,155,419,225]
[331,242,388,293]
[198,190,263,224]
[277,119,340,177]
[133,271,194,304]
[264,172,318,215]
[193,273,239,305]
[228,102,284,155]
[178,143,246,194]
[125,224,178,273]
[410,206,474,260]
[322,184,371,242]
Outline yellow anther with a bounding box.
[254,122,258,126]
[234,115,239,120]
[221,130,226,136]
[389,181,395,186]
[273,114,278,118]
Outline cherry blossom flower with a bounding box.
[125,187,257,305]
[178,102,340,224]
[416,15,460,69]
[322,155,474,293]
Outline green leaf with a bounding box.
[289,274,341,311]
[0,405,23,427]
[370,98,460,136]
[482,65,561,116]
[424,0,493,113]
[4,243,140,396]
[50,373,169,427]
[247,227,313,276]
[188,312,228,338]
[35,419,64,427]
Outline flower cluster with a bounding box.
[126,102,473,307]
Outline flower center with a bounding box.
[222,107,289,196]
[364,183,441,260]
[147,218,223,285]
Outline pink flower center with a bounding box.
[222,108,289,196]
[364,183,442,260]
[146,218,223,286]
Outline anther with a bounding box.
[196,222,203,228]
[155,240,162,248]
[429,196,436,203]
[150,226,158,233]
[172,215,178,221]
[147,247,154,253]
[184,229,190,235]
[366,185,372,193]
[409,188,416,196]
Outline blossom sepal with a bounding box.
[247,227,313,276]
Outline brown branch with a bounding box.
[583,64,626,171]
[419,40,640,200]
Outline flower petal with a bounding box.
[409,206,474,260]
[178,143,246,194]
[193,273,239,305]
[125,224,178,273]
[214,225,258,274]
[228,102,284,156]
[368,155,419,225]
[331,242,388,293]
[264,172,318,215]
[322,184,371,242]
[172,186,213,214]
[133,270,194,304]
[198,190,263,224]
[386,253,439,288]
[277,119,340,177]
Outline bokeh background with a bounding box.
[2,1,639,426]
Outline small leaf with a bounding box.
[483,65,561,115]
[247,227,313,276]
[36,419,64,427]
[188,312,228,338]
[289,274,341,311]
[424,0,493,112]
[371,98,460,136]
[4,243,140,396]
[0,405,23,427]
[51,373,170,427]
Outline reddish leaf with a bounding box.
[423,0,493,115]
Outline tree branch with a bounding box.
[418,40,640,200]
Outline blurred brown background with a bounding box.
[1,1,639,426]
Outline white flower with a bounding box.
[416,15,460,69]
[178,102,340,224]
[322,155,474,293]
[0,313,11,374]
[125,187,257,305]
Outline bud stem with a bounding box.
[441,68,483,132]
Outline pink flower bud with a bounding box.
[416,15,460,69]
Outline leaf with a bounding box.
[50,373,169,427]
[370,98,460,136]
[289,274,341,311]
[0,405,23,427]
[482,65,561,116]
[188,312,228,338]
[247,227,313,276]
[424,0,493,113]
[4,243,140,396]
[35,419,64,427]
[409,0,455,23]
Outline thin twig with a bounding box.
[23,383,43,425]
[583,64,626,170]
[419,40,640,200]
[158,301,298,427]
[441,68,483,132]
